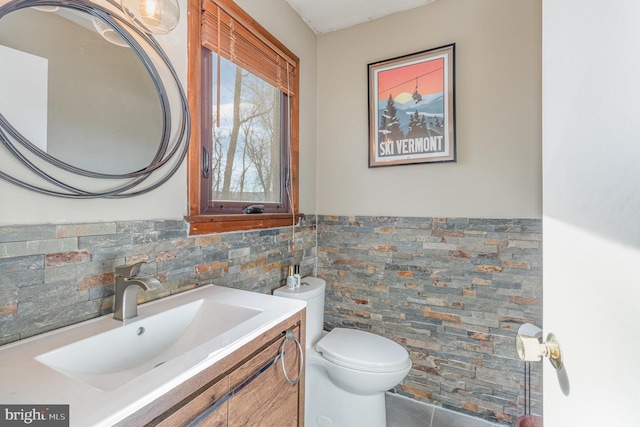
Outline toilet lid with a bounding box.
[316,328,410,373]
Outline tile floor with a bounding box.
[385,393,501,427]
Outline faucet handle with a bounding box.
[115,261,147,278]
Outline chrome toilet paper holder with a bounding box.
[516,323,563,370]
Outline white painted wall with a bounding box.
[0,46,56,214]
[0,0,317,225]
[316,0,541,218]
[543,0,640,425]
[1,0,536,223]
[0,45,48,151]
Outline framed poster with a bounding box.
[368,44,455,167]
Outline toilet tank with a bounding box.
[273,276,326,349]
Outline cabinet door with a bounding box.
[227,329,302,427]
[156,376,229,427]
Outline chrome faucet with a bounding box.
[113,261,161,321]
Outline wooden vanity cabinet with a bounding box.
[116,310,305,427]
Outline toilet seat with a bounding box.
[316,328,410,373]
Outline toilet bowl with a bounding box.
[274,277,411,427]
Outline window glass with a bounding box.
[210,54,285,206]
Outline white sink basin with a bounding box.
[36,298,261,391]
[0,284,306,427]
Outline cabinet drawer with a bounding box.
[156,376,229,427]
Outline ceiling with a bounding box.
[285,0,439,34]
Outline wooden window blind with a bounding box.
[201,0,297,95]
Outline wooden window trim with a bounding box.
[186,0,301,235]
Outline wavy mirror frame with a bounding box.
[0,0,189,198]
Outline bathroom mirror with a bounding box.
[0,7,162,174]
[0,0,189,198]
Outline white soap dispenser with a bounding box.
[287,266,296,289]
[293,265,301,288]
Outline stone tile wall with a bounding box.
[0,218,316,345]
[0,214,541,426]
[317,216,542,426]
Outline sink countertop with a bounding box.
[0,284,306,427]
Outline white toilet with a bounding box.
[274,277,411,427]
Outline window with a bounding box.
[186,0,300,234]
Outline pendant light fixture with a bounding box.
[92,16,130,47]
[120,0,179,35]
[32,6,60,12]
